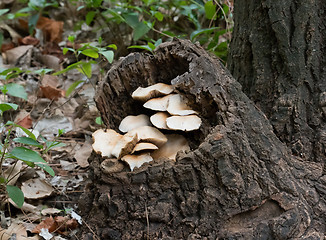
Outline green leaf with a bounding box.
[190,27,220,41]
[81,49,99,59]
[13,137,43,148]
[28,13,39,34]
[154,11,163,21]
[5,83,28,100]
[0,103,18,113]
[10,147,46,164]
[205,1,217,20]
[0,32,3,48]
[128,45,153,52]
[35,163,55,176]
[33,68,52,75]
[147,42,155,50]
[63,48,69,55]
[107,44,117,50]
[78,62,92,78]
[95,117,103,125]
[68,35,75,43]
[0,9,10,16]
[66,80,85,97]
[6,121,36,140]
[99,50,114,63]
[86,11,96,25]
[53,61,83,75]
[133,22,151,41]
[6,185,24,208]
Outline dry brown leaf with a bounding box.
[15,111,33,129]
[40,85,65,100]
[31,216,57,234]
[54,216,78,233]
[42,74,60,88]
[74,141,92,168]
[21,178,54,199]
[18,36,40,46]
[0,42,15,53]
[0,223,28,240]
[4,161,22,185]
[36,17,63,44]
[2,45,33,64]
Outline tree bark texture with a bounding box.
[228,0,326,162]
[78,39,325,239]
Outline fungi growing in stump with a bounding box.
[80,39,319,239]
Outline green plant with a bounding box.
[70,0,233,61]
[0,68,62,209]
[53,35,117,96]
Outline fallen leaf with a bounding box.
[36,17,63,44]
[18,36,40,46]
[0,223,28,240]
[40,85,65,100]
[15,110,33,129]
[4,161,22,185]
[21,178,54,199]
[74,141,92,168]
[2,45,33,64]
[40,54,61,71]
[42,74,60,88]
[32,216,57,234]
[8,198,38,212]
[1,42,15,53]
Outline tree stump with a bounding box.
[78,39,325,239]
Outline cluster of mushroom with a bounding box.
[92,83,201,171]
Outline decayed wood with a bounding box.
[79,39,325,239]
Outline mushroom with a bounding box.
[143,94,171,111]
[111,132,139,159]
[167,94,197,116]
[128,126,168,146]
[151,134,190,160]
[121,153,153,171]
[92,129,122,158]
[118,114,151,133]
[132,83,174,101]
[131,142,158,154]
[101,158,125,174]
[166,115,201,131]
[150,112,170,129]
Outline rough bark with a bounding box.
[228,0,326,162]
[78,39,325,239]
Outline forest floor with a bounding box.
[0,11,105,240]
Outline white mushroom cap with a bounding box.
[132,83,174,101]
[111,132,139,159]
[131,142,158,154]
[150,112,170,129]
[167,94,197,116]
[151,134,190,160]
[92,129,122,158]
[143,94,171,111]
[128,126,168,146]
[118,114,151,133]
[166,115,201,131]
[121,153,153,171]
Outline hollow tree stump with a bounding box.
[78,39,325,239]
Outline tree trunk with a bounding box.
[78,39,325,239]
[227,0,326,163]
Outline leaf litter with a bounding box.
[0,3,101,239]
